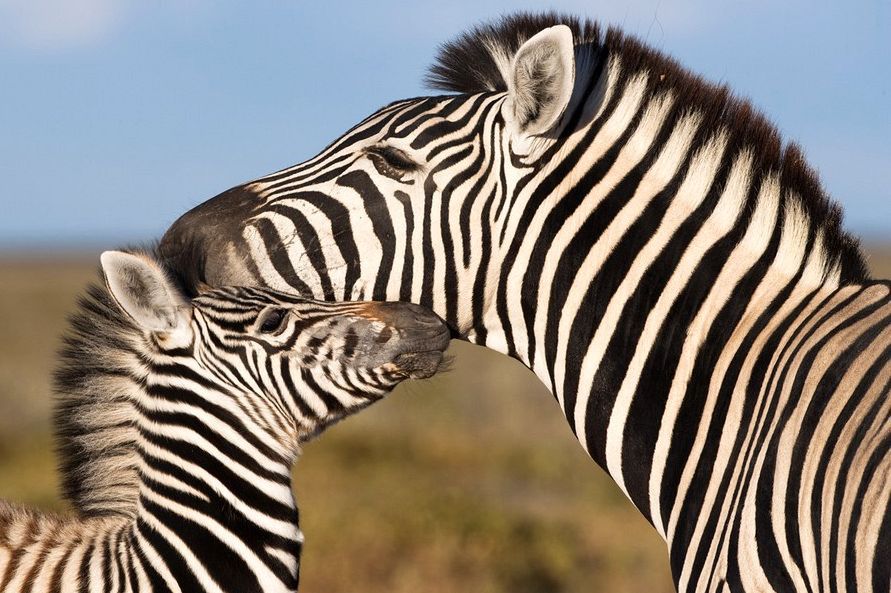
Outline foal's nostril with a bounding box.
[375,326,394,344]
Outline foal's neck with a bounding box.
[127,369,304,592]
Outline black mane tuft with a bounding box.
[426,12,602,93]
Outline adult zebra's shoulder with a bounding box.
[158,12,890,593]
[0,249,450,592]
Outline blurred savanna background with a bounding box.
[1,1,888,592]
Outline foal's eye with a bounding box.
[257,309,288,334]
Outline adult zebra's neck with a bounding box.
[478,39,868,533]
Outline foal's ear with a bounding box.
[503,24,576,139]
[100,251,190,333]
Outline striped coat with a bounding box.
[159,13,890,592]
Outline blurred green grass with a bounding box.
[1,248,888,592]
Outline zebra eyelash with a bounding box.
[364,145,420,179]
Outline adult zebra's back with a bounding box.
[158,13,890,593]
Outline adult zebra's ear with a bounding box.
[100,251,192,336]
[503,24,576,140]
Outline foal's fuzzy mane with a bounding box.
[53,248,188,517]
[427,12,869,283]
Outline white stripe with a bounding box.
[508,62,640,380]
[671,175,781,590]
[137,502,227,593]
[689,186,816,592]
[136,435,299,540]
[531,91,675,386]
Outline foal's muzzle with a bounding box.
[361,302,450,379]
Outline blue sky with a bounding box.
[1,1,888,249]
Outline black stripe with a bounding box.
[78,539,94,593]
[143,378,289,466]
[394,190,416,303]
[266,203,335,299]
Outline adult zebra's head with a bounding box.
[159,12,866,351]
[159,14,595,339]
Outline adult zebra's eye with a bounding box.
[365,145,418,173]
[258,308,288,334]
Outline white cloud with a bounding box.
[0,0,132,50]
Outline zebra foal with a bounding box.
[0,250,450,592]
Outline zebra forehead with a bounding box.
[194,285,297,307]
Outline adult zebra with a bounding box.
[158,13,891,593]
[0,250,449,592]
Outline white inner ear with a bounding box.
[504,24,576,139]
[101,251,189,333]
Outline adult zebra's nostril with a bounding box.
[159,183,263,292]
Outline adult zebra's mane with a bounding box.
[427,12,869,283]
[53,248,195,517]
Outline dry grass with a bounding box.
[0,247,888,592]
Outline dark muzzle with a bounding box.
[364,302,450,379]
